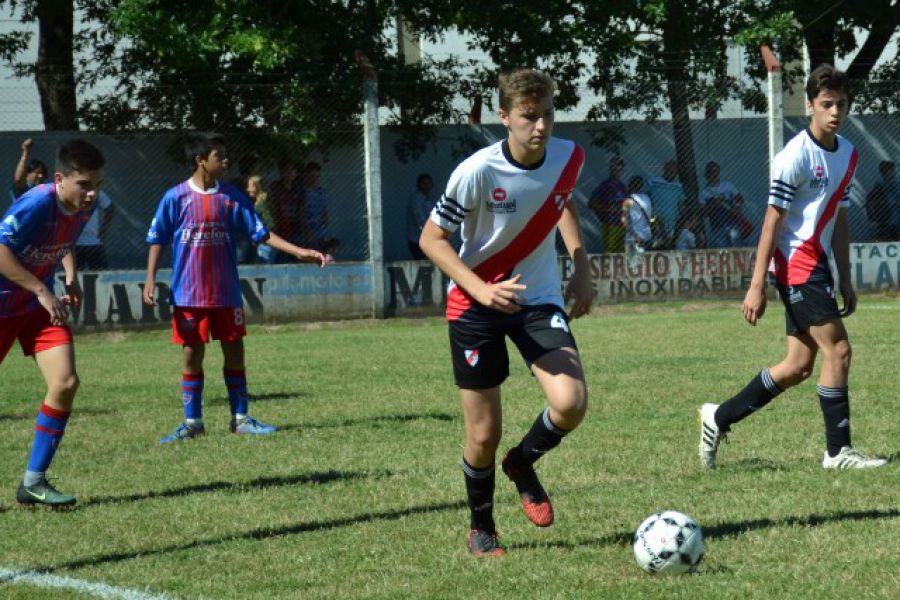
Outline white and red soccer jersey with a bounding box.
[767,129,857,286]
[430,137,584,321]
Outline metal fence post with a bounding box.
[356,51,385,318]
[761,45,784,171]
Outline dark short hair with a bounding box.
[26,159,47,175]
[806,64,850,102]
[184,132,226,166]
[416,173,432,187]
[705,161,719,174]
[880,160,895,176]
[56,139,105,175]
[498,69,555,112]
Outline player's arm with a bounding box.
[832,207,856,317]
[558,200,596,319]
[419,220,525,314]
[12,138,33,196]
[60,250,82,308]
[742,204,785,326]
[0,244,68,324]
[143,244,163,305]
[262,231,328,266]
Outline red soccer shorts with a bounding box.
[0,309,73,363]
[171,306,247,345]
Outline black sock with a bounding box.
[817,385,851,458]
[510,408,569,469]
[715,369,783,431]
[462,458,495,533]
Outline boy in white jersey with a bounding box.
[699,64,886,471]
[420,69,595,556]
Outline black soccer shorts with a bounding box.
[770,277,842,336]
[448,304,578,389]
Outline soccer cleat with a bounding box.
[501,450,554,527]
[467,529,507,557]
[699,403,726,469]
[16,480,76,509]
[160,422,206,444]
[822,446,887,470]
[230,416,276,435]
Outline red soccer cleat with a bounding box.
[502,450,555,527]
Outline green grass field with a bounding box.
[1,299,897,599]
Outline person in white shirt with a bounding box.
[420,68,594,557]
[699,64,887,472]
[699,161,745,248]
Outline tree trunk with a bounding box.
[845,15,899,82]
[663,1,699,213]
[35,0,77,130]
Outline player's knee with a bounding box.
[53,373,80,397]
[833,340,852,370]
[468,429,501,454]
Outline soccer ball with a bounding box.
[633,510,704,575]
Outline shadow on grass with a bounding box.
[0,407,116,422]
[80,469,392,508]
[277,411,456,433]
[206,391,307,406]
[509,508,900,551]
[35,500,467,573]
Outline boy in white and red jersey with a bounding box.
[699,64,886,471]
[0,140,105,508]
[420,69,595,556]
[144,133,327,444]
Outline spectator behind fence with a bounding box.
[700,161,746,248]
[269,158,305,257]
[647,160,683,243]
[75,190,115,270]
[622,176,654,254]
[674,213,700,251]
[588,156,627,253]
[407,173,436,259]
[866,160,900,241]
[302,161,339,255]
[10,138,48,204]
[247,175,278,264]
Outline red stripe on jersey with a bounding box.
[772,148,858,285]
[447,144,585,321]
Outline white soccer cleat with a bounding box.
[822,446,887,470]
[698,403,725,469]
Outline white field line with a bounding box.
[0,567,182,600]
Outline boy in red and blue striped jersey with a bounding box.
[0,140,106,508]
[144,133,327,443]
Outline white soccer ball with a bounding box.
[633,510,704,575]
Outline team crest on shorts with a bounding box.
[464,349,479,367]
[180,315,196,331]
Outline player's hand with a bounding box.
[742,286,767,326]
[473,274,526,314]
[142,278,156,305]
[22,138,33,152]
[36,289,69,326]
[839,280,857,317]
[564,267,596,320]
[295,248,328,267]
[62,279,83,308]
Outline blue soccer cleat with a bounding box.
[230,416,276,436]
[160,422,206,444]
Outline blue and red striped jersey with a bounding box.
[146,179,269,308]
[0,184,93,318]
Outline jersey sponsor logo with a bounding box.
[487,187,517,214]
[550,312,569,333]
[180,222,231,245]
[19,244,71,265]
[810,164,828,188]
[464,349,479,367]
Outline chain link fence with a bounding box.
[1,123,368,270]
[1,78,898,272]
